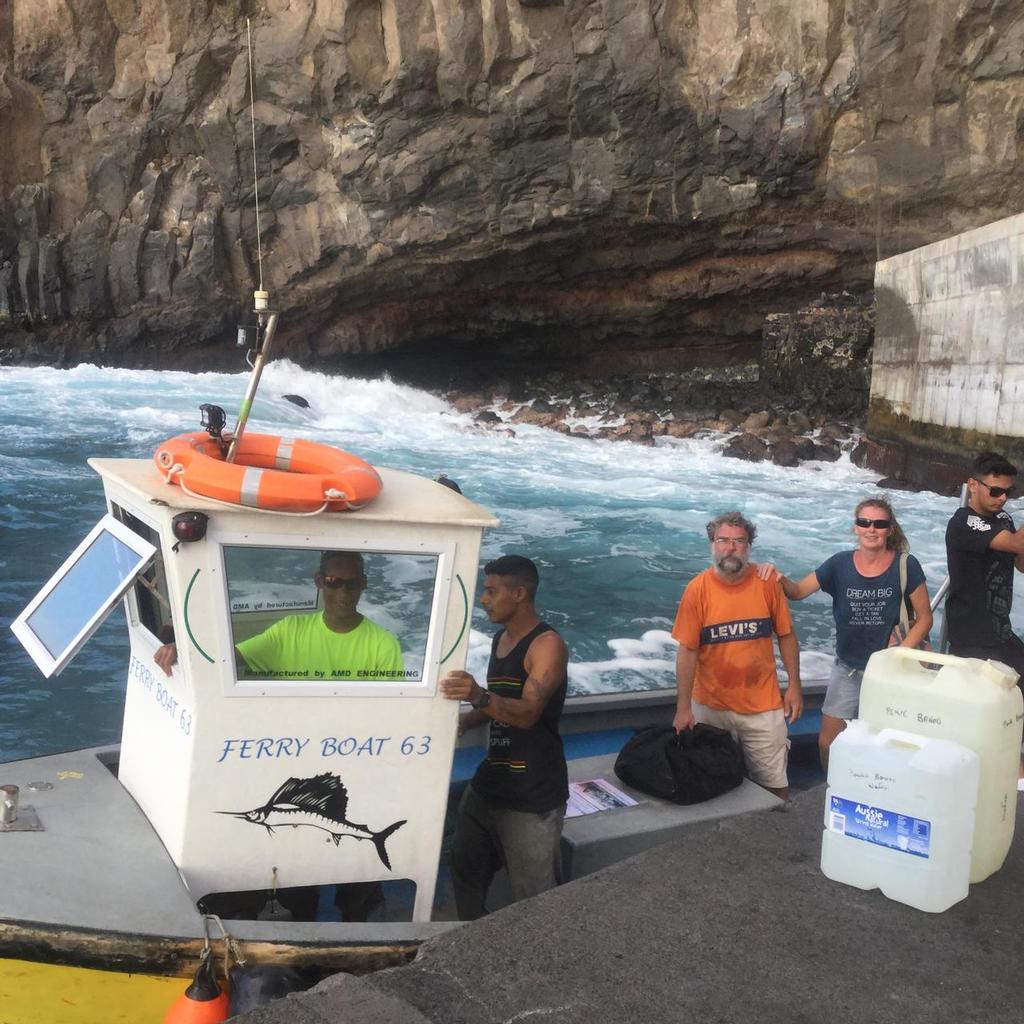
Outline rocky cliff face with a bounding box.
[1,0,1022,379]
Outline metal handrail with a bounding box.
[930,576,949,613]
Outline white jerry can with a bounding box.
[858,647,1023,883]
[821,721,980,913]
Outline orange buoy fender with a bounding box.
[163,954,230,1024]
[154,432,383,512]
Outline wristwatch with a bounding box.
[471,688,492,710]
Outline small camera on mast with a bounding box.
[200,404,227,439]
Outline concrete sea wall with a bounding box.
[861,212,1024,494]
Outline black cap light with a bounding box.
[172,511,209,546]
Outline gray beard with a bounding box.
[713,553,747,577]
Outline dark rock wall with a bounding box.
[0,0,1022,375]
[762,294,873,419]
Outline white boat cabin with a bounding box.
[12,457,497,922]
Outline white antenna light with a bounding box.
[246,17,265,298]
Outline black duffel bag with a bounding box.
[613,723,746,805]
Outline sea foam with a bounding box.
[0,363,992,760]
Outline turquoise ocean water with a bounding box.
[0,361,1000,762]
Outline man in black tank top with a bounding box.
[441,555,569,920]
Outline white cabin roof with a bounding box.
[88,458,499,529]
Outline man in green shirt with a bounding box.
[235,551,403,680]
[154,550,401,922]
[153,551,403,681]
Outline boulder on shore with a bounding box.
[723,433,769,463]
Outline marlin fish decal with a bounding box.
[221,773,407,870]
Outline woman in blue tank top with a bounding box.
[760,498,932,769]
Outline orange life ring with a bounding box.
[153,432,383,512]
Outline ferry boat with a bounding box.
[1,295,815,1023]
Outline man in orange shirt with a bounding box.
[672,511,803,799]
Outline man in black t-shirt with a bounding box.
[945,451,1024,679]
[440,555,569,920]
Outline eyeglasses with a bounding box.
[972,478,1016,499]
[712,536,750,547]
[320,575,365,590]
[855,517,891,530]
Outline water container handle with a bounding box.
[874,726,928,750]
[880,646,1020,688]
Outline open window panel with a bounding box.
[10,513,157,678]
[110,503,174,644]
[218,540,455,697]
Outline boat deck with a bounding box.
[0,746,450,975]
[1,746,200,937]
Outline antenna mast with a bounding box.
[226,16,277,463]
[247,16,264,294]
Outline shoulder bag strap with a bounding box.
[898,552,910,633]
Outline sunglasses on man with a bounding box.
[320,575,365,590]
[855,517,891,530]
[972,478,1017,499]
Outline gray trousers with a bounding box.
[451,785,565,921]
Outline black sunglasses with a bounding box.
[855,517,891,530]
[973,478,1016,499]
[320,575,365,590]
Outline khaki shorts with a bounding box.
[693,703,789,790]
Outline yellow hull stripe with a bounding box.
[0,958,186,1024]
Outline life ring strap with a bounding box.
[274,438,294,471]
[239,466,264,507]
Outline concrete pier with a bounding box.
[240,785,1024,1024]
[863,212,1024,493]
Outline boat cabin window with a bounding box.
[112,504,174,643]
[222,545,441,691]
[10,513,156,677]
